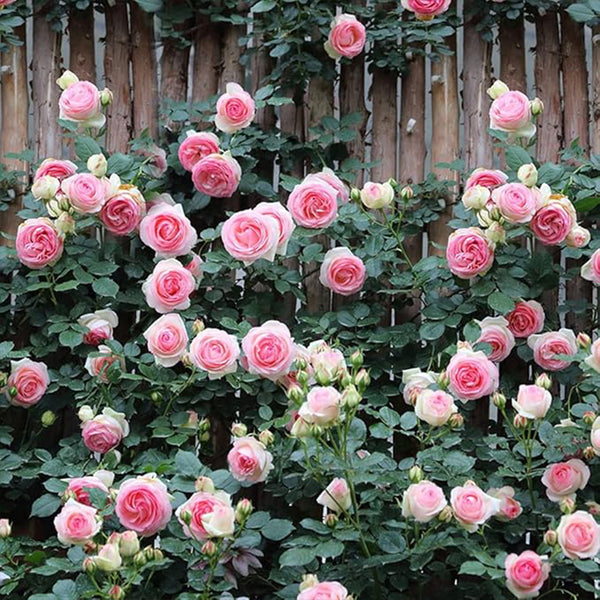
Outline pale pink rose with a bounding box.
[16,217,64,269]
[414,389,457,426]
[81,408,129,455]
[221,209,279,265]
[298,386,341,426]
[585,339,600,373]
[309,168,350,204]
[100,186,146,236]
[297,582,349,600]
[506,300,545,338]
[61,173,107,214]
[311,348,346,379]
[461,185,490,211]
[175,490,232,540]
[65,475,111,506]
[84,345,124,382]
[184,252,203,287]
[215,83,255,134]
[557,511,600,559]
[5,358,49,408]
[530,203,574,245]
[189,328,240,379]
[505,551,550,599]
[254,202,296,255]
[319,247,366,296]
[78,309,118,346]
[512,385,551,419]
[446,227,494,279]
[360,181,394,210]
[54,499,101,545]
[489,90,535,138]
[242,320,296,380]
[227,436,273,484]
[492,183,537,224]
[324,14,366,59]
[489,486,522,521]
[402,368,437,405]
[450,481,500,532]
[59,80,105,128]
[465,168,508,190]
[476,316,515,362]
[402,0,451,19]
[565,225,590,249]
[191,152,242,198]
[201,503,236,538]
[143,313,189,367]
[542,459,590,502]
[115,474,173,537]
[0,1,18,7]
[34,158,77,183]
[317,478,352,513]
[142,258,196,314]
[446,347,499,401]
[402,481,447,523]
[591,416,600,455]
[287,178,339,229]
[92,543,122,572]
[178,131,220,172]
[581,249,600,285]
[140,202,198,258]
[527,329,577,371]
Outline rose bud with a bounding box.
[577,333,592,350]
[462,185,490,211]
[341,384,361,409]
[531,97,544,115]
[492,392,506,410]
[143,545,156,561]
[41,411,57,427]
[93,543,122,572]
[339,370,352,388]
[409,465,424,484]
[109,586,125,600]
[315,368,332,386]
[350,349,363,369]
[55,213,75,236]
[535,373,552,390]
[32,175,60,200]
[583,446,596,460]
[297,370,309,387]
[201,540,218,557]
[583,411,596,426]
[150,391,162,404]
[300,575,320,592]
[437,371,449,389]
[195,476,215,493]
[354,368,370,392]
[513,414,528,429]
[517,163,538,187]
[290,417,311,438]
[485,222,506,245]
[560,497,576,514]
[438,505,453,523]
[231,422,247,438]
[153,549,164,561]
[82,557,97,574]
[543,529,558,546]
[78,405,95,422]
[0,519,11,538]
[350,187,361,202]
[119,531,140,557]
[178,509,193,526]
[449,413,464,428]
[192,319,205,335]
[287,385,305,404]
[324,513,339,528]
[133,551,147,568]
[400,185,413,200]
[87,154,107,178]
[258,429,274,447]
[235,498,253,523]
[487,79,509,99]
[586,501,600,515]
[100,87,113,106]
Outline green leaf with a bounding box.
[251,0,276,11]
[134,0,163,11]
[505,146,531,170]
[30,494,61,518]
[316,539,344,558]
[574,196,600,212]
[377,531,406,554]
[74,136,102,162]
[0,341,14,360]
[52,579,78,600]
[174,450,202,478]
[488,291,515,313]
[567,3,596,21]
[279,547,317,567]
[261,519,295,541]
[419,321,445,341]
[459,561,486,576]
[92,278,119,298]
[59,330,83,348]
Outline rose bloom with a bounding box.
[476,316,515,362]
[556,511,600,559]
[287,177,339,229]
[402,481,447,523]
[414,389,457,426]
[527,329,577,371]
[92,542,122,572]
[298,386,341,426]
[59,80,105,128]
[115,473,173,537]
[311,348,346,379]
[585,339,600,373]
[465,168,508,190]
[81,408,129,455]
[53,499,101,545]
[591,416,600,456]
[242,320,296,380]
[402,0,451,19]
[61,173,107,214]
[461,185,490,211]
[175,490,233,540]
[512,384,551,419]
[541,459,590,502]
[298,582,349,600]
[530,201,574,245]
[505,551,550,599]
[446,347,499,401]
[254,201,296,255]
[506,300,545,338]
[140,202,198,258]
[317,478,352,513]
[319,247,366,296]
[143,313,189,368]
[191,152,242,198]
[450,481,500,532]
[360,181,394,210]
[64,474,112,506]
[566,224,590,249]
[178,130,220,172]
[488,486,522,521]
[446,227,494,279]
[100,185,146,236]
[221,209,279,265]
[215,82,255,133]
[402,368,437,405]
[489,90,534,138]
[581,249,600,285]
[84,345,124,382]
[309,168,350,204]
[324,14,366,59]
[0,0,17,5]
[142,258,196,314]
[492,183,537,224]
[16,217,64,269]
[6,358,49,408]
[227,436,273,484]
[189,328,240,379]
[78,309,118,345]
[34,158,77,183]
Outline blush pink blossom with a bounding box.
[191,152,242,198]
[476,316,515,362]
[221,209,279,265]
[81,408,129,455]
[591,416,600,456]
[100,186,146,236]
[143,313,189,367]
[527,329,577,371]
[227,436,273,484]
[414,389,457,426]
[530,201,574,245]
[189,328,240,379]
[581,249,600,285]
[317,478,352,513]
[311,348,346,380]
[489,90,535,139]
[566,225,590,248]
[465,168,508,190]
[140,202,198,258]
[505,551,550,599]
[541,459,590,502]
[556,511,600,559]
[319,247,366,296]
[297,582,349,600]
[61,173,107,213]
[298,386,341,426]
[178,131,220,172]
[215,83,255,133]
[446,227,494,279]
[512,385,551,419]
[401,0,451,19]
[450,481,500,532]
[84,345,124,382]
[402,481,448,523]
[254,202,296,255]
[59,80,105,128]
[402,368,437,405]
[492,183,537,224]
[488,487,522,521]
[324,14,366,59]
[242,320,296,380]
[34,158,77,183]
[78,309,118,346]
[65,475,111,506]
[309,168,350,204]
[54,499,101,545]
[142,258,196,314]
[6,358,49,408]
[287,177,339,229]
[506,300,545,338]
[175,491,233,540]
[446,346,499,401]
[585,339,600,373]
[16,217,64,269]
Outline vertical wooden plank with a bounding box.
[593,26,600,155]
[220,21,245,88]
[499,17,526,90]
[68,5,96,82]
[251,33,276,133]
[191,14,221,106]
[104,0,132,154]
[370,67,397,182]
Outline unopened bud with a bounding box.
[195,476,215,493]
[108,586,125,600]
[119,531,140,557]
[32,175,60,200]
[437,371,449,389]
[449,413,464,428]
[100,88,113,106]
[78,405,94,422]
[143,545,155,561]
[583,446,596,460]
[350,349,363,369]
[339,370,352,388]
[492,392,506,410]
[297,370,309,387]
[341,384,361,409]
[55,212,75,236]
[577,333,592,350]
[56,70,79,90]
[133,551,147,568]
[477,207,494,228]
[531,97,544,115]
[309,424,324,438]
[461,185,490,211]
[235,498,253,523]
[535,373,552,390]
[0,519,11,538]
[41,410,56,427]
[543,529,558,546]
[153,549,164,561]
[400,185,413,201]
[409,465,424,484]
[315,368,332,386]
[201,540,218,557]
[199,417,210,433]
[487,79,509,100]
[586,501,600,515]
[485,222,506,245]
[350,188,361,202]
[438,505,453,523]
[87,154,107,178]
[0,372,6,388]
[8,386,17,398]
[287,385,305,404]
[295,357,308,371]
[179,509,193,526]
[192,319,205,335]
[354,368,370,392]
[560,497,576,514]
[300,575,320,592]
[513,414,528,429]
[83,557,97,574]
[231,422,247,438]
[517,163,538,187]
[290,417,311,438]
[150,391,162,404]
[583,411,596,426]
[324,513,338,528]
[184,410,199,430]
[258,429,275,446]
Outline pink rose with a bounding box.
[591,416,600,455]
[311,348,346,380]
[512,384,551,419]
[65,474,111,506]
[287,177,339,229]
[81,408,129,454]
[488,486,522,521]
[414,389,457,426]
[254,202,296,255]
[566,225,590,249]
[402,481,447,523]
[581,249,600,285]
[54,499,101,545]
[59,80,105,128]
[191,152,242,198]
[402,368,437,405]
[489,90,534,138]
[6,358,49,408]
[492,183,537,224]
[242,320,296,380]
[298,386,341,426]
[61,173,108,214]
[227,436,273,483]
[84,345,124,382]
[115,474,172,537]
[585,339,600,373]
[140,203,198,258]
[541,459,590,502]
[450,481,500,532]
[34,158,77,182]
[0,1,18,8]
[530,202,574,245]
[446,227,494,279]
[446,346,499,401]
[143,313,189,367]
[178,131,220,172]
[100,186,146,236]
[319,247,366,296]
[142,258,196,314]
[184,252,203,287]
[16,217,64,269]
[401,0,451,19]
[557,511,600,559]
[189,328,240,379]
[465,168,508,190]
[309,168,350,204]
[175,491,233,540]
[360,181,395,210]
[317,478,352,513]
[298,582,349,600]
[527,329,577,371]
[215,83,255,133]
[78,309,118,346]
[221,209,280,265]
[506,300,545,338]
[476,316,515,362]
[324,14,366,59]
[505,551,550,599]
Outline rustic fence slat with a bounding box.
[220,21,245,89]
[499,16,526,90]
[251,34,276,135]
[68,5,96,83]
[370,67,397,183]
[191,14,221,107]
[593,26,600,155]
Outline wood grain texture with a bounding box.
[68,5,96,83]
[499,17,526,90]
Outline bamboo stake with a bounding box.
[191,14,221,107]
[68,5,96,82]
[499,16,526,90]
